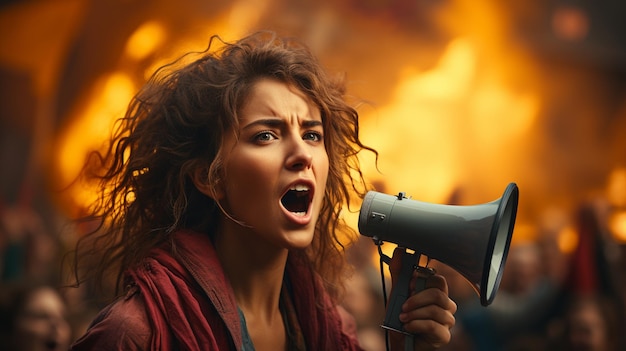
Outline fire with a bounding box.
[56,72,136,212]
[52,3,264,216]
[124,21,167,61]
[351,32,540,264]
[557,225,579,254]
[607,167,626,208]
[42,1,619,253]
[609,211,626,243]
[607,167,626,243]
[359,37,538,205]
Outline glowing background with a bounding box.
[1,0,625,269]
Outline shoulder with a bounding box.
[70,288,151,350]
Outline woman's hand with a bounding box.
[388,247,457,350]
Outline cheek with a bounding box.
[223,152,277,203]
[317,152,330,185]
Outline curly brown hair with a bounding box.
[73,31,376,299]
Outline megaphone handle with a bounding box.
[382,249,417,334]
[382,249,436,351]
[402,271,435,351]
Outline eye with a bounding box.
[303,131,323,142]
[254,131,277,143]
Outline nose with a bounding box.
[285,138,313,171]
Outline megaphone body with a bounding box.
[358,183,519,334]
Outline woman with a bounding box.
[70,31,456,350]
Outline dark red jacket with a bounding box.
[70,230,362,350]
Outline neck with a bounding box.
[215,220,288,320]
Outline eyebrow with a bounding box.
[242,118,323,130]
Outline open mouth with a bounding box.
[281,184,311,216]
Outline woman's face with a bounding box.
[212,78,329,250]
[13,287,71,351]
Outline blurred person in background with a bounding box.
[547,294,622,351]
[0,282,72,351]
[1,205,60,284]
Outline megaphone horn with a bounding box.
[358,183,519,334]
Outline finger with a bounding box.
[399,304,456,329]
[428,275,457,313]
[404,289,458,314]
[406,319,453,348]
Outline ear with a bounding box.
[192,167,224,201]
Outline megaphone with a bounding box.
[358,183,519,334]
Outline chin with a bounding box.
[284,232,315,250]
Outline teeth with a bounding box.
[290,184,310,191]
[293,212,306,217]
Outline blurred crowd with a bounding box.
[0,204,99,351]
[1,196,625,351]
